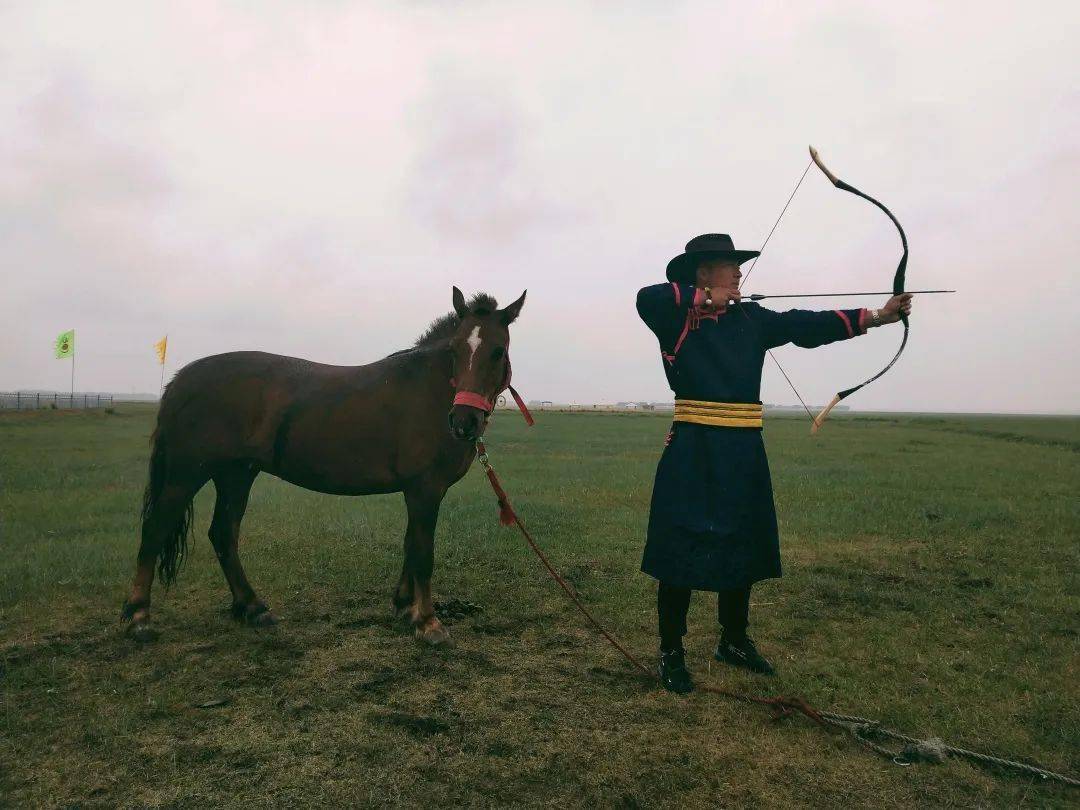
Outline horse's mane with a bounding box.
[414,293,499,346]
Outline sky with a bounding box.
[2,2,1078,413]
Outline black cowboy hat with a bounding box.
[666,234,759,284]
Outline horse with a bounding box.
[120,287,526,645]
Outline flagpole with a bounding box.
[157,334,167,398]
[70,330,75,399]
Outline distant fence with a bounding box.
[0,392,114,411]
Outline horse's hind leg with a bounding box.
[400,484,450,645]
[122,477,206,641]
[208,464,274,626]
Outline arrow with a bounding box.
[745,289,954,301]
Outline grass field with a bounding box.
[1,405,1077,807]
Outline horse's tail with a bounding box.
[141,416,194,587]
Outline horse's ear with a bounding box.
[500,290,527,325]
[452,286,469,319]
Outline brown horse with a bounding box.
[121,287,526,644]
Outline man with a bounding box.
[636,233,912,693]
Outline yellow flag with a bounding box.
[55,329,74,359]
[154,336,168,365]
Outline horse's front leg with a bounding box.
[400,484,450,645]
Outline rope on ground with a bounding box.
[474,440,1079,789]
[818,711,1080,787]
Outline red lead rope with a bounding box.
[506,385,534,426]
[473,438,829,727]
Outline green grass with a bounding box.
[1,405,1077,807]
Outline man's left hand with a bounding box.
[880,293,913,323]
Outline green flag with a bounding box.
[55,329,74,359]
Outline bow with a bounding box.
[738,147,910,433]
[806,146,909,432]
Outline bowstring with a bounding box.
[767,351,815,422]
[737,158,816,423]
[740,159,813,290]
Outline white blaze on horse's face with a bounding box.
[466,325,482,370]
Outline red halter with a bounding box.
[451,357,534,426]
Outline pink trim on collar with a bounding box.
[670,282,681,306]
[691,288,725,317]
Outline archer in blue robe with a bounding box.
[636,281,869,592]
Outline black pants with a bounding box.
[657,581,751,651]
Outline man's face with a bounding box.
[696,259,742,291]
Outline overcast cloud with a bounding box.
[2,2,1077,412]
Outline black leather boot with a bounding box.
[658,647,694,693]
[714,636,775,675]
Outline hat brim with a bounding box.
[665,250,760,284]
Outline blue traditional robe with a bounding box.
[636,281,868,591]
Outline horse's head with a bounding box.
[447,286,526,442]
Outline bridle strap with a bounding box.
[451,356,534,426]
[453,391,494,411]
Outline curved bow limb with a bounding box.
[808,146,840,185]
[811,394,841,434]
[807,145,910,434]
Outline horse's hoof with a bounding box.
[250,609,278,627]
[120,599,149,623]
[415,620,452,646]
[127,622,159,643]
[232,601,277,627]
